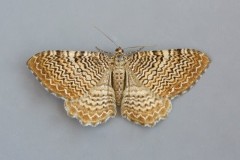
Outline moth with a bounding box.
[27,47,210,127]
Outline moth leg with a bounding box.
[127,47,144,55]
[135,46,144,52]
[95,46,112,54]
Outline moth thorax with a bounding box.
[114,55,125,65]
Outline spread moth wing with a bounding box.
[127,49,210,99]
[27,50,116,126]
[122,49,210,126]
[121,70,172,127]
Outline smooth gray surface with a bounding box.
[0,0,239,160]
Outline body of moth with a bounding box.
[27,47,210,127]
[112,47,126,106]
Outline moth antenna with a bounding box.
[94,26,119,47]
[123,45,156,50]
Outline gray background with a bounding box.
[0,0,239,160]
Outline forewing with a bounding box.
[27,50,110,99]
[127,49,210,99]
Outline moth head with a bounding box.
[114,47,126,64]
[115,47,124,55]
